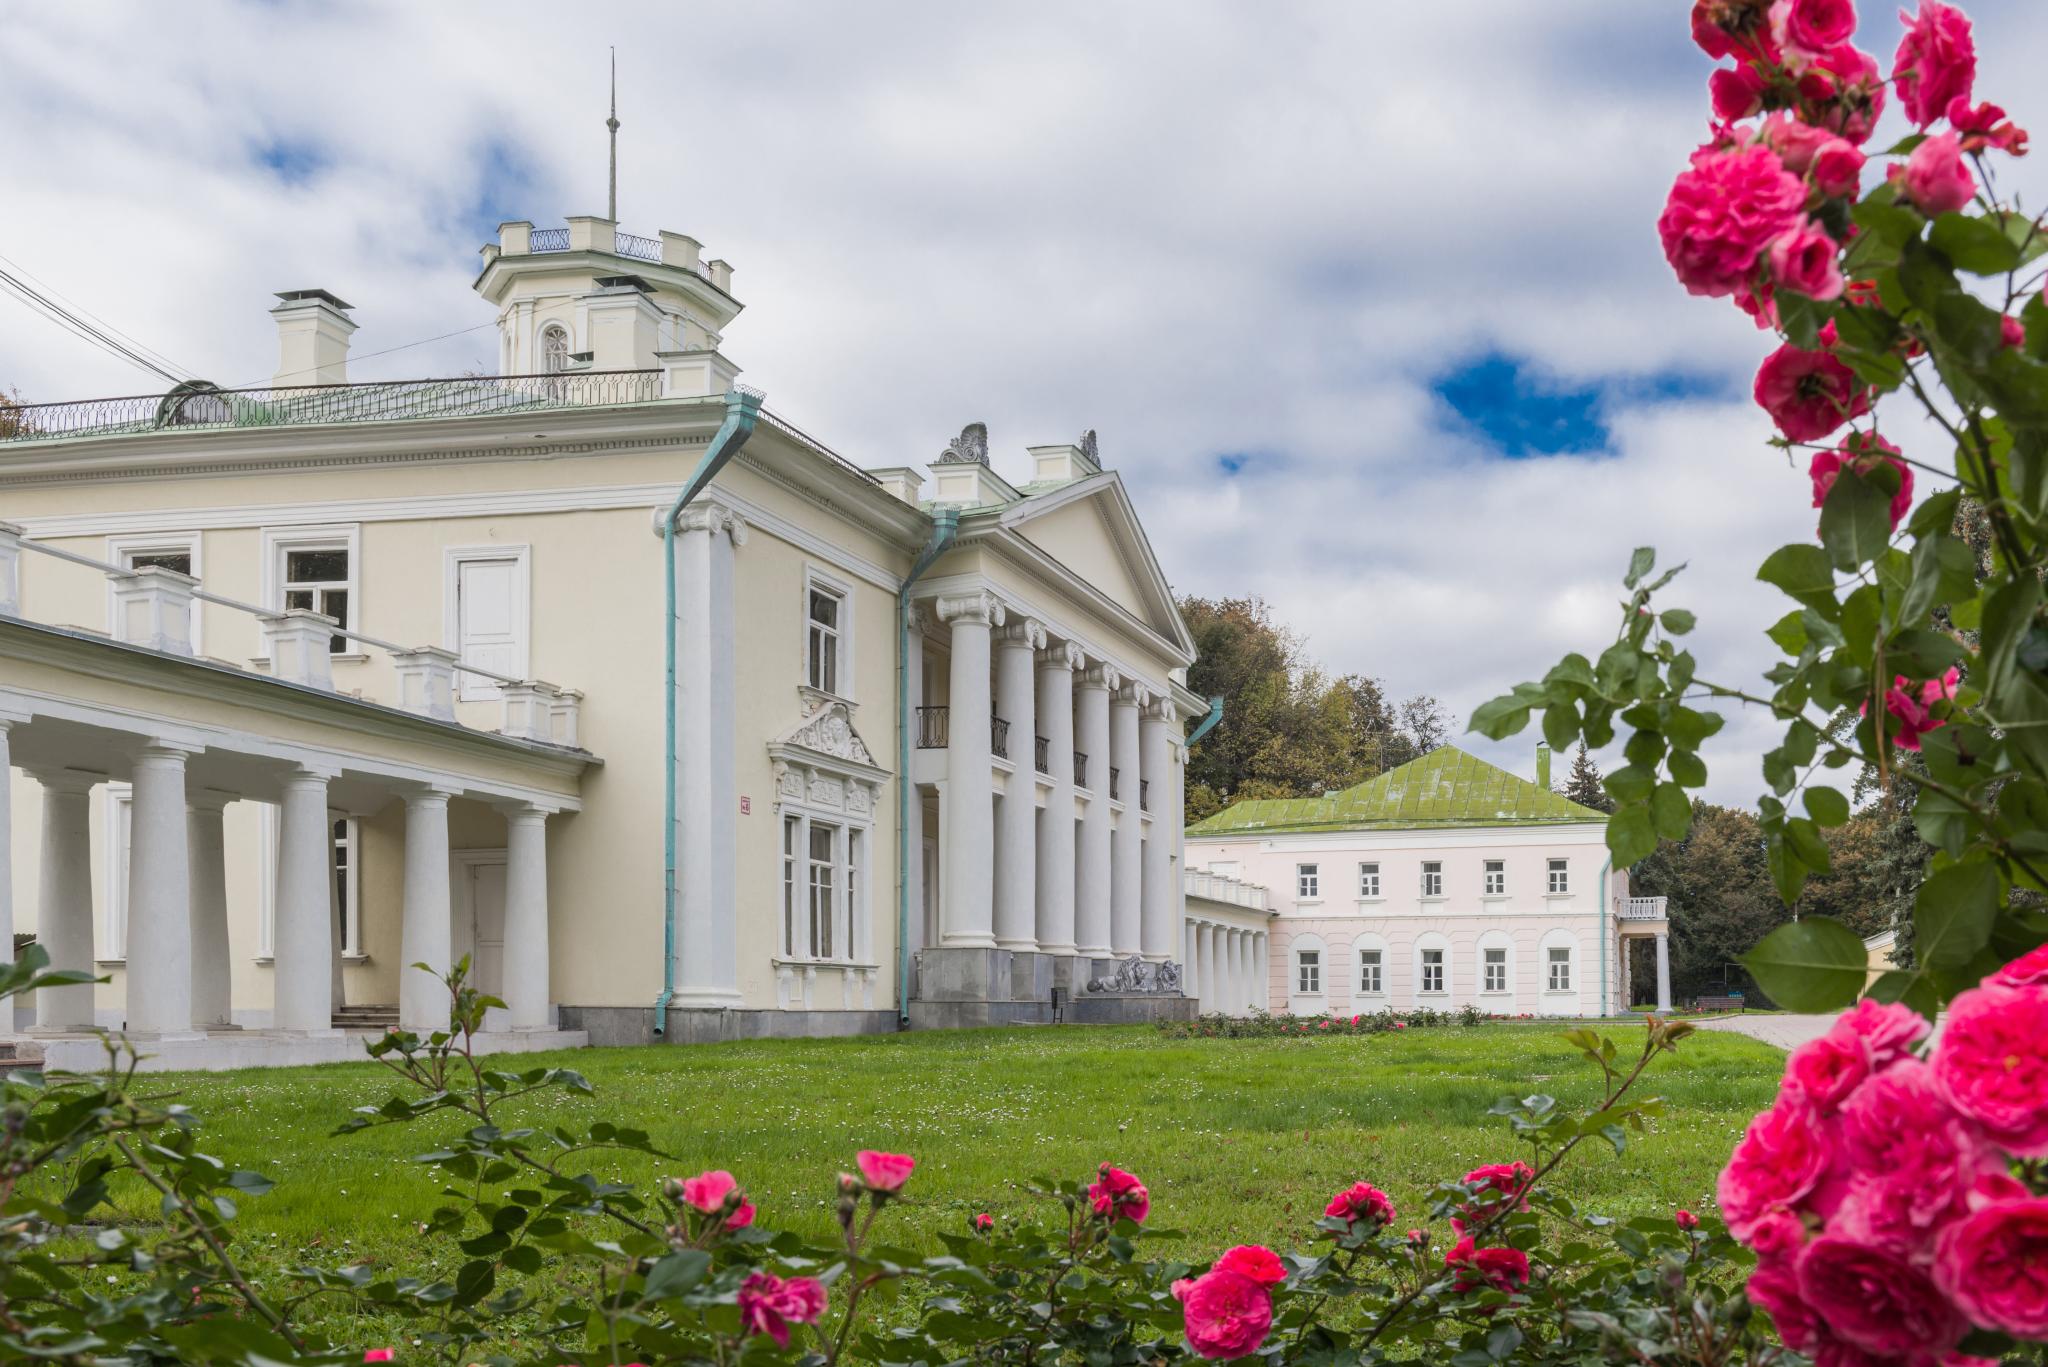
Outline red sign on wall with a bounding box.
[739,796,751,815]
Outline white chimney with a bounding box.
[271,289,357,389]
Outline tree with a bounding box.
[1180,596,1443,818]
[1628,802,1789,1005]
[1560,744,1614,813]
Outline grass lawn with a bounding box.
[119,1020,1778,1286]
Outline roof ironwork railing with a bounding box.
[614,231,662,262]
[0,370,663,444]
[527,227,571,252]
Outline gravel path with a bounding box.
[1692,1013,1836,1050]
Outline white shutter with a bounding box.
[456,557,522,700]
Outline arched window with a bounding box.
[539,324,570,374]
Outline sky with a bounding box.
[3,1,2046,808]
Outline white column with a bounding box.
[1241,931,1257,1012]
[1138,699,1173,962]
[0,718,15,968]
[33,772,97,1030]
[672,501,746,1008]
[992,618,1044,951]
[1109,684,1145,957]
[273,765,338,1035]
[1655,932,1672,1013]
[1196,921,1217,1011]
[1034,642,1081,955]
[188,791,234,1029]
[1074,664,1116,958]
[1232,929,1250,1016]
[502,804,552,1030]
[399,787,455,1031]
[1254,932,1268,1012]
[938,591,1003,949]
[903,618,928,956]
[125,744,195,1036]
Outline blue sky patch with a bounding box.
[1430,351,1722,458]
[254,138,326,186]
[460,139,549,250]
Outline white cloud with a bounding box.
[4,0,2046,808]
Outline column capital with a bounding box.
[935,590,1005,629]
[1037,639,1085,672]
[670,498,749,545]
[1079,662,1121,692]
[1114,681,1151,710]
[500,800,557,824]
[187,788,239,813]
[279,760,341,786]
[1146,695,1178,723]
[402,781,462,809]
[996,617,1046,651]
[134,740,199,762]
[27,767,103,795]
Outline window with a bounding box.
[1484,946,1507,993]
[1297,863,1320,900]
[1421,861,1443,897]
[1297,950,1321,995]
[782,816,800,956]
[1359,948,1383,995]
[334,817,361,957]
[1484,860,1505,896]
[540,323,571,373]
[263,525,360,656]
[107,532,202,653]
[807,585,843,695]
[1548,946,1573,991]
[1358,862,1380,898]
[1548,858,1570,894]
[1421,947,1445,994]
[808,823,838,959]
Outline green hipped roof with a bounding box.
[1185,746,1607,837]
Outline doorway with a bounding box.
[452,850,508,1027]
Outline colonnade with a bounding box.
[1183,919,1266,1015]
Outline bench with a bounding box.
[1695,995,1745,1013]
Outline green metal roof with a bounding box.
[1185,746,1606,837]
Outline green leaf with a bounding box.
[1606,803,1657,867]
[1928,212,2022,275]
[1624,547,1656,590]
[1758,543,1840,616]
[1650,782,1691,841]
[1803,787,1850,826]
[1741,917,1868,1012]
[1668,749,1708,788]
[1766,610,1809,656]
[642,1249,711,1300]
[1470,686,1541,740]
[1659,608,1696,636]
[1915,860,2002,971]
[1819,468,1894,571]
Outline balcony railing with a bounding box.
[1185,869,1272,912]
[1618,896,1670,920]
[1140,778,1151,812]
[0,371,665,445]
[1035,735,1050,773]
[991,714,1010,759]
[1109,766,1121,801]
[528,227,571,252]
[614,231,663,262]
[1074,751,1089,788]
[917,706,949,749]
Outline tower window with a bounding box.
[540,324,571,373]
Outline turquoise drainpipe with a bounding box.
[897,509,960,1023]
[1185,695,1224,747]
[1596,854,1614,1018]
[654,387,764,1038]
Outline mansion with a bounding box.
[0,210,1207,1068]
[1185,745,1672,1018]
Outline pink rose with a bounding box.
[1949,98,2028,155]
[1992,943,2048,988]
[1769,221,1846,301]
[1933,982,2048,1156]
[1444,1236,1531,1295]
[738,1271,828,1349]
[1785,1031,1870,1113]
[1711,63,1768,121]
[1803,44,1888,143]
[1797,1235,1966,1357]
[1325,1181,1396,1229]
[1809,434,1912,532]
[1694,0,1778,59]
[1839,1061,1994,1249]
[972,1212,994,1233]
[1811,138,1866,196]
[1660,143,1809,298]
[1088,1164,1151,1223]
[1771,0,1858,58]
[363,1354,395,1365]
[1935,1196,2048,1338]
[1718,1097,1831,1239]
[855,1149,915,1193]
[1213,1244,1287,1286]
[1755,343,1871,442]
[1764,112,1838,176]
[1676,1209,1701,1231]
[1831,997,1931,1066]
[1900,131,1977,214]
[678,1169,738,1213]
[1747,1262,1820,1351]
[2002,314,2026,349]
[1868,667,1959,751]
[1892,0,1976,127]
[1175,1269,1273,1359]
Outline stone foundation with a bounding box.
[907,947,1195,1028]
[560,1005,900,1047]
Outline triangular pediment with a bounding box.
[770,690,885,775]
[996,473,1195,659]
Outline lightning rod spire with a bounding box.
[606,47,620,223]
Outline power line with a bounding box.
[0,265,190,385]
[0,250,195,381]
